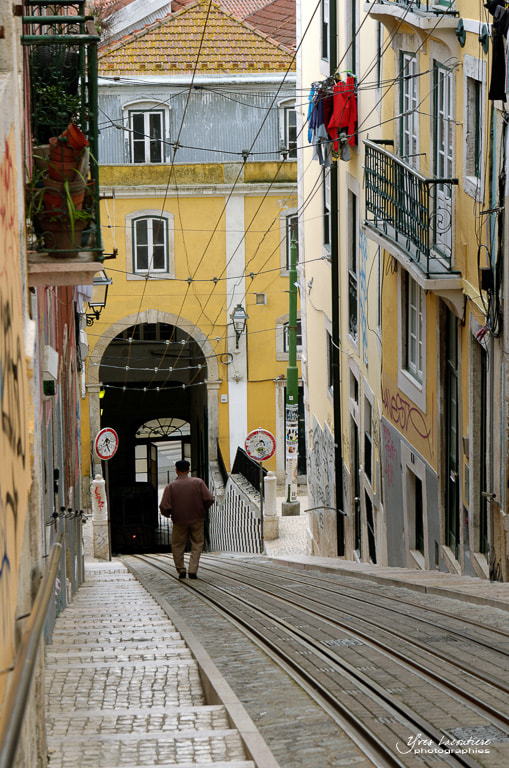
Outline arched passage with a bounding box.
[87,310,221,553]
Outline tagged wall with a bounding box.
[0,130,32,704]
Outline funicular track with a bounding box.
[127,553,509,768]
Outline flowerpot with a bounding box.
[49,136,80,164]
[42,179,86,213]
[36,213,89,257]
[61,123,89,150]
[47,160,79,182]
[33,144,50,174]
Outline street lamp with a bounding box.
[86,269,112,326]
[231,304,248,349]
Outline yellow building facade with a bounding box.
[300,0,508,577]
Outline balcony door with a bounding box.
[433,64,454,262]
[445,309,459,560]
[400,53,418,168]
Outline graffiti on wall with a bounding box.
[383,424,398,489]
[308,417,335,513]
[0,134,30,658]
[382,384,434,460]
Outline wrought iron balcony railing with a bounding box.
[367,0,457,15]
[22,1,103,262]
[363,140,459,278]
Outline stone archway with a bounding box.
[87,310,221,466]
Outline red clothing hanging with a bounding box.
[327,76,357,151]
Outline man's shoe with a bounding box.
[178,572,186,579]
[188,573,198,580]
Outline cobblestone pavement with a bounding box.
[263,494,310,558]
[129,557,374,768]
[45,561,257,767]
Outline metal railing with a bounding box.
[232,447,267,493]
[0,534,64,768]
[22,1,103,260]
[363,140,458,277]
[369,0,458,15]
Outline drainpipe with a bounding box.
[329,0,345,555]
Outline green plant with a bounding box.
[32,84,82,145]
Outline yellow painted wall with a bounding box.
[0,129,32,705]
[83,163,297,476]
[381,269,438,470]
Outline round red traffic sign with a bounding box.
[94,427,119,460]
[245,428,276,461]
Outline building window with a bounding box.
[400,52,418,167]
[364,397,372,483]
[405,273,424,382]
[466,78,481,178]
[327,331,334,392]
[133,216,169,273]
[348,190,358,339]
[129,109,164,163]
[463,56,486,200]
[323,168,331,255]
[279,100,297,159]
[321,0,329,61]
[376,23,383,90]
[283,319,302,352]
[346,0,358,76]
[285,213,299,269]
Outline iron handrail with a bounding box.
[0,534,64,768]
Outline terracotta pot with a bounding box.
[61,123,89,150]
[49,136,79,164]
[37,214,89,257]
[42,179,86,213]
[47,160,79,182]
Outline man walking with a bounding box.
[159,460,214,579]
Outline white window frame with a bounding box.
[347,188,359,344]
[397,269,426,411]
[122,100,170,164]
[463,55,486,202]
[275,312,302,361]
[280,207,298,274]
[321,0,329,64]
[323,167,331,258]
[125,209,175,280]
[400,52,419,169]
[278,98,297,160]
[406,274,424,381]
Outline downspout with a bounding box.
[329,0,345,555]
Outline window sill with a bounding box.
[398,367,426,413]
[127,272,174,281]
[409,548,425,570]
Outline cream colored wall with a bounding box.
[298,0,334,437]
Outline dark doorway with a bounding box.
[98,322,208,553]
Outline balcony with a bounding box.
[364,0,458,41]
[363,140,460,282]
[22,1,103,287]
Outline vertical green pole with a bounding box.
[283,234,299,512]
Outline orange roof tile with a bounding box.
[98,0,295,75]
[245,0,295,48]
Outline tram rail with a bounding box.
[127,553,509,768]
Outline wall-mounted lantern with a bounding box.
[230,304,248,349]
[86,269,112,326]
